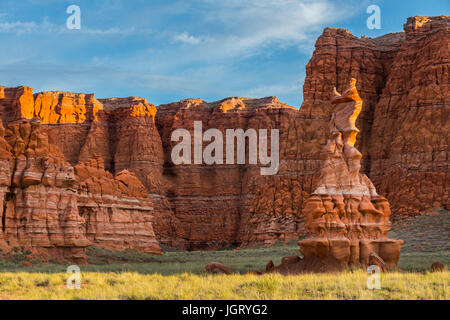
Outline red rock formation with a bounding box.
[33,92,103,166]
[32,91,102,124]
[431,262,446,272]
[155,97,302,249]
[236,25,407,245]
[270,80,403,273]
[75,156,161,254]
[0,88,184,252]
[100,97,185,249]
[301,28,404,171]
[0,118,89,262]
[0,86,34,123]
[241,176,307,246]
[0,117,15,253]
[368,16,450,218]
[0,15,447,254]
[0,117,161,261]
[301,15,449,219]
[155,98,256,250]
[204,261,233,274]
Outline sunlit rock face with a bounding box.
[300,79,403,269]
[269,80,403,273]
[312,79,375,198]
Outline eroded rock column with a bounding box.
[298,79,403,271]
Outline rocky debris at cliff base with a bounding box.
[431,262,446,272]
[204,262,233,274]
[245,270,263,275]
[369,252,388,273]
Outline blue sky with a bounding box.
[0,0,448,108]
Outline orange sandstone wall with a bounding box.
[368,16,449,217]
[155,97,305,248]
[0,93,162,261]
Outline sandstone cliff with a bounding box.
[75,156,160,254]
[368,16,449,217]
[297,15,449,220]
[0,118,90,262]
[155,97,303,249]
[0,92,162,261]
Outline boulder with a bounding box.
[204,262,233,275]
[431,262,446,272]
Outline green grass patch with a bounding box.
[1,239,448,275]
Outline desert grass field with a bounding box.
[0,211,448,300]
[0,270,448,300]
[0,244,448,300]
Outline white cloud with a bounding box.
[0,21,40,34]
[196,0,352,56]
[0,18,153,35]
[0,0,359,106]
[0,0,353,55]
[173,32,202,45]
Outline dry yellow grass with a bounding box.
[0,270,448,300]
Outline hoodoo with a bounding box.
[267,79,403,273]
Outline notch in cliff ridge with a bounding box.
[209,96,296,112]
[99,96,152,110]
[321,25,405,47]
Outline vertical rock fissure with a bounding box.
[1,195,7,232]
[107,116,118,175]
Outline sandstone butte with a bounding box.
[0,15,448,262]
